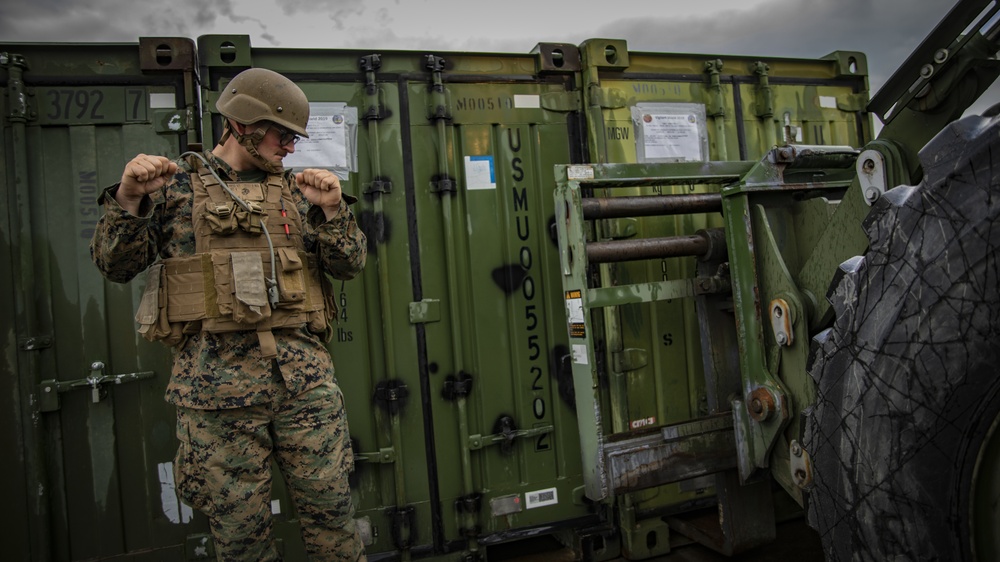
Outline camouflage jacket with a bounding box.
[90,151,367,409]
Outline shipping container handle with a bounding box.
[37,361,155,412]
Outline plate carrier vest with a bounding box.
[134,154,332,358]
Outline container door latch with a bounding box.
[38,361,155,412]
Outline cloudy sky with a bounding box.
[0,0,995,120]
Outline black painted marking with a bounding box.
[491,264,528,295]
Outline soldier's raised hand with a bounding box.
[117,154,177,214]
[295,168,343,220]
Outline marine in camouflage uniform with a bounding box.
[90,68,367,561]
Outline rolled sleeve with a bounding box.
[307,199,367,280]
[90,184,162,283]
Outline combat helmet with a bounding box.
[216,68,309,172]
[217,68,309,136]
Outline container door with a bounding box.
[403,50,597,551]
[0,38,205,561]
[197,37,604,559]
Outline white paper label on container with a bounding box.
[639,113,702,161]
[283,102,358,174]
[284,114,348,168]
[525,487,559,509]
[567,165,594,180]
[819,96,838,109]
[464,155,496,190]
[572,344,589,365]
[514,94,541,108]
[149,93,176,109]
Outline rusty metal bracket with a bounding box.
[769,298,793,347]
[789,439,814,489]
[138,37,197,71]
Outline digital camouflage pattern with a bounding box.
[90,150,367,560]
[90,150,367,410]
[175,381,364,561]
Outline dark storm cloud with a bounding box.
[278,0,371,31]
[0,0,274,45]
[0,0,993,114]
[0,1,136,42]
[592,0,965,95]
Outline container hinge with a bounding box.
[362,105,386,121]
[2,53,32,123]
[425,54,446,73]
[455,493,483,538]
[751,61,774,118]
[429,104,452,121]
[359,54,382,73]
[442,371,473,400]
[363,178,393,195]
[38,361,155,412]
[361,55,392,121]
[386,505,416,549]
[454,492,482,514]
[373,380,409,415]
[430,174,457,193]
[427,104,451,121]
[704,59,726,117]
[425,55,452,121]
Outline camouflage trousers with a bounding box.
[173,381,366,561]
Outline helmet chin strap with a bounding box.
[222,120,284,174]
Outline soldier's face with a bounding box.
[248,123,296,165]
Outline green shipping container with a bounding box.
[565,41,868,531]
[2,34,868,560]
[1,39,202,561]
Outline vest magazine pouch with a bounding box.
[135,264,170,342]
[236,201,265,235]
[276,247,306,304]
[165,254,213,322]
[230,251,271,325]
[307,270,336,341]
[211,253,234,316]
[205,202,239,235]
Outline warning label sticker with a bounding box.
[565,290,585,338]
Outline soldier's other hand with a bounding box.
[296,168,343,219]
[120,154,177,201]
